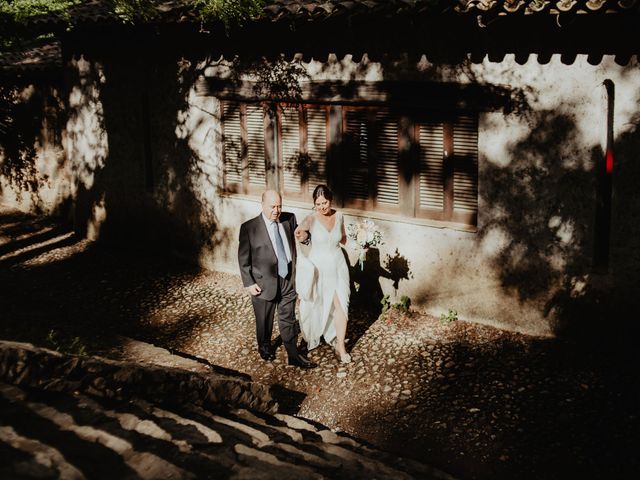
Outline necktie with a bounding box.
[272,222,289,278]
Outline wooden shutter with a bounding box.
[280,106,302,195]
[306,106,327,194]
[373,111,399,208]
[418,121,445,212]
[344,109,370,205]
[246,104,266,188]
[343,107,400,211]
[222,102,243,189]
[453,114,478,221]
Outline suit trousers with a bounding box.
[250,271,299,360]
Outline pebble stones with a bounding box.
[3,220,636,480]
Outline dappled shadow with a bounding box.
[485,111,592,291]
[0,391,140,479]
[0,210,78,266]
[0,79,65,213]
[343,327,640,480]
[0,232,78,268]
[0,235,211,358]
[478,108,611,336]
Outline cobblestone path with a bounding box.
[1,209,639,479]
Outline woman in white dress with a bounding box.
[294,185,351,363]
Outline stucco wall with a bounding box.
[0,79,69,215]
[65,51,640,336]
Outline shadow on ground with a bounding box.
[2,210,639,480]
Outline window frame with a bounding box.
[220,100,270,196]
[276,103,331,202]
[220,100,478,229]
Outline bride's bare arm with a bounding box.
[294,214,313,242]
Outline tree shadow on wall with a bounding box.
[63,47,239,350]
[0,81,61,212]
[73,48,237,262]
[479,110,599,336]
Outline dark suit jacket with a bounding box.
[238,212,298,302]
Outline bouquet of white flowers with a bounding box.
[346,218,384,270]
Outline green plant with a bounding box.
[394,295,411,312]
[45,329,87,356]
[194,0,264,30]
[379,294,391,318]
[439,308,458,324]
[0,0,266,51]
[110,0,158,23]
[379,295,412,323]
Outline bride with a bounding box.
[294,185,351,364]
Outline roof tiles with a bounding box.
[2,0,638,71]
[21,0,640,27]
[261,0,639,20]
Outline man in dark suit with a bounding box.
[238,190,316,368]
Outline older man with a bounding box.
[238,190,316,368]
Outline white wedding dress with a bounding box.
[296,212,350,351]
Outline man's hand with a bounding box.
[295,229,310,243]
[246,284,262,296]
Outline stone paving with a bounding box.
[1,209,639,479]
[1,341,447,480]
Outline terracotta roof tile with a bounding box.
[2,1,637,70]
[19,0,640,28]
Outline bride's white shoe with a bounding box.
[335,348,351,364]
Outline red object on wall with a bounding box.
[606,149,614,174]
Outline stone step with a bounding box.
[0,341,456,479]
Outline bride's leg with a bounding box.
[332,293,349,358]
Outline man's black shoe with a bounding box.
[259,348,275,361]
[288,355,317,369]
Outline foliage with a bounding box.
[0,0,266,51]
[439,308,458,324]
[0,0,82,21]
[194,0,264,30]
[45,329,87,356]
[380,294,392,318]
[379,294,412,321]
[395,295,411,312]
[110,0,158,23]
[0,0,83,50]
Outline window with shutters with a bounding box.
[414,114,478,225]
[278,104,329,200]
[221,101,267,195]
[342,107,479,226]
[220,100,478,228]
[342,107,400,213]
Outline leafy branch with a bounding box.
[1,0,266,51]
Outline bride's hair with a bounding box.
[312,184,333,203]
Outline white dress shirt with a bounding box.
[261,213,292,263]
